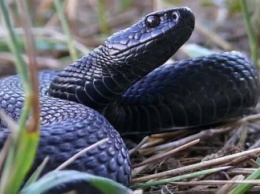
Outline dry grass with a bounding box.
[1,0,260,193]
[130,113,260,193]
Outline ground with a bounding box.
[0,0,260,193]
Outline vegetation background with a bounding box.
[0,0,260,193]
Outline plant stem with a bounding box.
[240,0,258,67]
[54,0,78,61]
[0,0,40,193]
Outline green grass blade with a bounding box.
[21,170,132,194]
[1,130,39,193]
[54,0,78,61]
[240,0,259,67]
[23,157,49,187]
[97,0,110,35]
[132,166,231,189]
[0,0,40,193]
[230,168,260,194]
[0,0,29,91]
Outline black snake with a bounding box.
[0,7,259,191]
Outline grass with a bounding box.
[0,0,260,194]
[0,0,129,193]
[0,0,40,193]
[240,0,259,67]
[54,0,79,61]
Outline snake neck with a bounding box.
[49,46,147,111]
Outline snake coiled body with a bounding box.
[0,7,259,190]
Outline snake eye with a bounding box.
[171,11,179,21]
[145,15,160,28]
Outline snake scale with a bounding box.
[0,7,259,192]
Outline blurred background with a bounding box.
[0,0,259,76]
[1,1,260,193]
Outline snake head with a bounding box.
[49,8,195,110]
[98,7,195,74]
